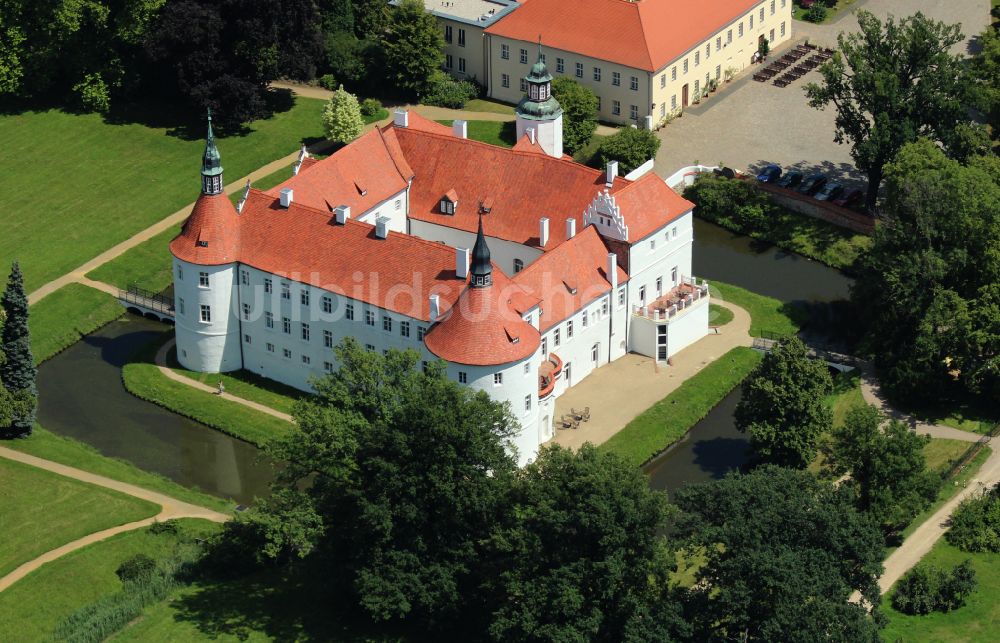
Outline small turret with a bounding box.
[470,215,492,288]
[515,40,564,158]
[201,109,224,195]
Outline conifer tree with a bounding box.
[1,261,36,437]
[322,85,364,143]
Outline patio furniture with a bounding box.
[773,78,790,87]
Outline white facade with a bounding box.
[173,258,242,373]
[409,219,543,277]
[516,113,563,159]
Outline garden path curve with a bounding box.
[0,446,230,592]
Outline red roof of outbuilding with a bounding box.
[424,270,541,366]
[486,0,760,71]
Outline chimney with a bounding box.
[334,205,351,224]
[539,217,550,247]
[566,218,576,240]
[607,253,618,290]
[393,109,409,128]
[375,216,390,239]
[452,119,468,139]
[606,160,619,187]
[429,294,440,321]
[456,247,470,279]
[279,188,293,208]
[527,127,536,145]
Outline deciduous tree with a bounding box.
[379,0,443,97]
[551,77,598,154]
[1,261,36,437]
[806,11,972,211]
[734,337,832,468]
[597,127,661,175]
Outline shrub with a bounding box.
[115,554,157,583]
[596,127,661,175]
[891,561,977,615]
[318,73,337,90]
[683,174,773,233]
[360,97,382,117]
[946,483,1000,552]
[72,73,112,113]
[149,519,180,535]
[804,6,828,23]
[322,85,365,143]
[422,70,478,108]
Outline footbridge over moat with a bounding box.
[751,336,865,372]
[118,285,174,323]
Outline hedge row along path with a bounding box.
[0,446,230,593]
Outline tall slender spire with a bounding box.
[470,215,492,288]
[201,109,224,196]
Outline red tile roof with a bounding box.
[266,128,411,214]
[512,226,627,331]
[610,173,694,241]
[171,189,469,322]
[486,0,760,71]
[425,269,541,366]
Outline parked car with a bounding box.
[832,188,865,209]
[797,173,827,195]
[814,182,844,202]
[776,171,803,189]
[756,164,782,182]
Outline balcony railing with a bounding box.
[632,278,709,321]
[538,353,563,399]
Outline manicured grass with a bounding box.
[0,518,220,642]
[826,369,863,429]
[1,96,325,293]
[599,347,763,468]
[464,98,516,115]
[922,439,975,474]
[900,399,999,436]
[881,537,1000,642]
[436,119,516,147]
[0,458,159,578]
[709,280,807,337]
[708,303,734,327]
[792,0,858,24]
[751,206,870,272]
[29,283,123,364]
[123,335,293,447]
[7,425,234,513]
[166,346,305,416]
[364,107,390,124]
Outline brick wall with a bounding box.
[755,181,874,234]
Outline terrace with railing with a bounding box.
[632,278,709,321]
[538,352,562,400]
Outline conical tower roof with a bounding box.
[470,215,492,288]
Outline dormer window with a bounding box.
[440,189,458,215]
[354,180,367,196]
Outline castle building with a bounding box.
[171,68,709,465]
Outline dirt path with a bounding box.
[0,446,230,592]
[551,299,752,450]
[27,150,303,306]
[858,371,998,595]
[155,339,294,423]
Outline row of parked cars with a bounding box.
[756,164,866,209]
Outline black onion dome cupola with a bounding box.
[201,109,224,196]
[470,215,492,288]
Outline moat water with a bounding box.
[36,220,853,502]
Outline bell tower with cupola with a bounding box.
[201,109,224,195]
[515,41,563,159]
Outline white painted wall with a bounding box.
[409,219,543,276]
[173,258,242,373]
[517,113,563,159]
[354,188,408,233]
[666,297,710,359]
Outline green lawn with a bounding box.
[29,283,124,364]
[0,458,159,578]
[709,280,807,337]
[7,426,234,513]
[752,206,870,272]
[166,346,305,416]
[825,369,863,429]
[435,119,516,147]
[464,98,516,115]
[599,347,763,468]
[1,96,326,293]
[793,0,858,24]
[882,537,1000,642]
[708,303,735,326]
[900,398,999,436]
[123,334,293,447]
[0,518,220,643]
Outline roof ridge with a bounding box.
[633,1,658,71]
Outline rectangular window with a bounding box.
[240,270,248,285]
[593,67,601,82]
[656,276,663,294]
[694,51,699,67]
[770,29,775,43]
[494,373,503,386]
[520,48,528,64]
[458,371,467,384]
[244,334,251,344]
[639,285,646,304]
[242,303,250,320]
[618,287,626,307]
[612,71,620,86]
[266,342,275,353]
[650,239,656,250]
[281,283,290,300]
[612,100,621,115]
[417,326,427,341]
[177,266,183,281]
[524,395,531,413]
[602,298,609,316]
[282,317,291,334]
[782,0,786,6]
[302,355,311,365]
[446,54,453,70]
[382,315,392,332]
[749,15,753,30]
[554,328,561,347]
[770,0,775,15]
[501,43,509,60]
[458,28,465,47]
[323,329,333,348]
[630,105,638,120]
[366,344,375,352]
[683,59,689,74]
[671,95,677,110]
[198,271,209,287]
[345,303,354,321]
[444,25,452,43]
[596,95,601,111]
[716,64,721,80]
[265,311,273,328]
[400,321,410,337]
[660,103,665,118]
[501,73,510,88]
[694,79,700,95]
[582,310,589,328]
[630,75,638,91]
[672,266,678,284]
[178,298,185,315]
[541,337,548,356]
[365,310,374,326]
[727,29,733,44]
[556,57,564,73]
[200,305,211,323]
[575,62,583,78]
[283,348,292,359]
[264,278,272,293]
[739,23,744,38]
[760,7,765,21]
[660,74,665,89]
[706,43,711,59]
[322,295,332,314]
[524,362,530,375]
[301,323,310,341]
[458,57,465,73]
[716,36,722,51]
[324,361,334,373]
[672,226,678,238]
[567,320,574,339]
[671,66,677,81]
[520,78,527,93]
[780,21,785,37]
[395,199,401,211]
[300,290,309,306]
